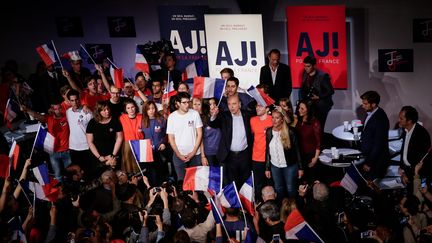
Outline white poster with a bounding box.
[204,14,265,89]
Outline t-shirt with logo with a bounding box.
[46,115,70,152]
[166,109,203,155]
[66,107,93,151]
[86,118,123,156]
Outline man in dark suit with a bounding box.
[398,106,431,184]
[259,49,292,102]
[299,56,334,130]
[209,95,253,188]
[360,91,390,180]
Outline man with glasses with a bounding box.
[107,86,124,119]
[166,92,203,181]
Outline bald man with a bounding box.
[209,95,253,188]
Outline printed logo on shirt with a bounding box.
[60,121,67,126]
[109,128,114,132]
[154,125,161,133]
[188,120,194,127]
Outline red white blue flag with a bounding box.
[182,58,204,81]
[183,166,223,193]
[135,46,150,73]
[129,139,154,162]
[192,77,225,100]
[285,209,325,243]
[239,173,255,215]
[34,125,55,154]
[247,85,275,107]
[110,65,124,89]
[36,43,57,66]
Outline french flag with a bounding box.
[23,179,59,202]
[340,163,365,194]
[8,216,27,243]
[8,140,20,170]
[210,197,224,224]
[4,98,19,128]
[183,166,223,193]
[34,125,55,154]
[182,58,204,81]
[285,209,324,243]
[0,154,10,178]
[218,182,242,208]
[36,43,57,66]
[129,139,154,162]
[192,77,225,100]
[163,72,177,98]
[31,164,50,185]
[247,85,275,107]
[135,46,150,73]
[62,50,81,61]
[110,65,124,89]
[239,173,255,215]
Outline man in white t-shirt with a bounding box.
[66,89,93,177]
[167,92,203,180]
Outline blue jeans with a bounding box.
[49,150,72,182]
[271,163,298,199]
[172,154,202,181]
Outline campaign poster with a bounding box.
[158,6,209,73]
[84,44,113,64]
[56,17,83,37]
[286,5,347,89]
[378,49,413,72]
[205,14,265,89]
[107,17,136,37]
[413,19,432,42]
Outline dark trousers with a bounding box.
[70,149,100,180]
[223,149,252,189]
[252,161,267,201]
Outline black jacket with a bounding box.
[259,63,292,102]
[265,127,302,171]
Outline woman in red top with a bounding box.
[295,99,322,183]
[119,98,144,173]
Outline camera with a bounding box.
[153,187,162,195]
[128,171,143,180]
[360,230,374,238]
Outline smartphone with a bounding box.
[272,234,280,242]
[360,230,374,238]
[421,178,427,188]
[153,187,162,194]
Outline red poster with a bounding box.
[286,5,347,89]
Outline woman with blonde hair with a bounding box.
[265,109,303,199]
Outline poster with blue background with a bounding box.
[158,5,209,75]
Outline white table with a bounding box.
[332,125,361,141]
[319,148,364,168]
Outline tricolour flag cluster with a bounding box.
[285,209,325,243]
[183,166,223,194]
[34,125,55,154]
[129,139,154,162]
[247,85,275,107]
[239,174,254,215]
[4,98,20,128]
[36,43,57,66]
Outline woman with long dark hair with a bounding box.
[295,99,321,183]
[142,101,168,185]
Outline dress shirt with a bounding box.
[269,130,287,168]
[230,113,248,152]
[364,107,379,127]
[403,123,416,166]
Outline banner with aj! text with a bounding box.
[286,5,347,89]
[205,14,265,89]
[158,6,209,73]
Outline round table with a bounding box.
[332,125,361,141]
[319,148,364,168]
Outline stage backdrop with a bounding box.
[286,5,347,89]
[158,6,209,73]
[205,14,265,89]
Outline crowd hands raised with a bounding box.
[0,51,432,243]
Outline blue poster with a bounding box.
[158,5,209,74]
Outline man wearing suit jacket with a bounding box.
[259,49,292,102]
[360,91,390,180]
[398,106,431,184]
[209,95,253,188]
